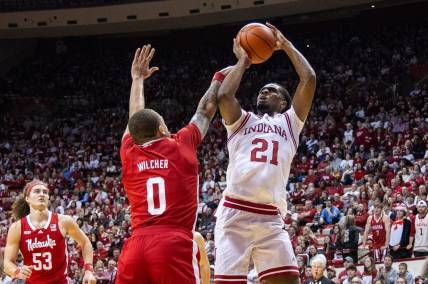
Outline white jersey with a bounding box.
[414,213,428,252]
[223,107,304,217]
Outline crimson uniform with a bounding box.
[20,212,68,284]
[116,123,201,284]
[370,213,387,262]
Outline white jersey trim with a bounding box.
[26,211,52,231]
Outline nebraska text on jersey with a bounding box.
[137,159,169,172]
[26,235,57,252]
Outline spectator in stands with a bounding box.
[362,257,378,284]
[304,255,335,284]
[389,206,414,259]
[344,265,359,284]
[104,259,117,283]
[413,200,428,257]
[299,200,318,226]
[320,198,341,225]
[298,255,308,283]
[395,277,407,284]
[336,215,360,263]
[377,255,398,284]
[398,263,414,284]
[327,266,338,283]
[339,257,362,284]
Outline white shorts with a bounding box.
[214,197,299,283]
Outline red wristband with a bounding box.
[83,263,94,272]
[13,268,21,278]
[212,71,226,83]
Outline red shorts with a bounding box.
[115,225,200,284]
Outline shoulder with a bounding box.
[58,214,75,228]
[8,220,21,234]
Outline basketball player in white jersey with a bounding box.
[214,23,316,284]
[414,200,428,257]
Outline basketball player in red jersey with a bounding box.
[115,45,229,284]
[362,204,391,262]
[3,180,96,284]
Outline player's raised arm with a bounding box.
[267,22,316,122]
[61,215,96,284]
[3,221,33,280]
[123,45,159,140]
[216,38,251,125]
[190,67,232,138]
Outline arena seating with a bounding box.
[1,16,428,283]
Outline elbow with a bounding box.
[217,91,229,101]
[304,69,316,83]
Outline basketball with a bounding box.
[238,23,276,64]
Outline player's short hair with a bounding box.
[128,109,161,143]
[270,83,291,111]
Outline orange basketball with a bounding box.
[238,23,276,64]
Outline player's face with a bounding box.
[256,84,287,115]
[26,185,49,209]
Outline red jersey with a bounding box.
[120,123,201,232]
[20,212,68,284]
[370,213,386,247]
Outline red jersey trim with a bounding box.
[227,113,251,143]
[258,265,300,281]
[223,196,278,215]
[284,113,297,151]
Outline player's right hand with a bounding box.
[233,38,251,68]
[14,265,33,279]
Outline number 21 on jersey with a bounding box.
[250,138,279,165]
[147,177,166,215]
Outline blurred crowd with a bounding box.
[0,0,159,12]
[1,16,428,284]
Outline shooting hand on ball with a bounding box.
[266,22,292,50]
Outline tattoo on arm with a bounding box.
[191,81,221,138]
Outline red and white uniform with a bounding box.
[20,212,68,284]
[116,123,201,284]
[370,213,387,262]
[215,107,303,283]
[414,213,428,253]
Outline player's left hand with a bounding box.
[82,270,97,284]
[131,44,159,80]
[266,22,292,50]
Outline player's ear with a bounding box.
[279,99,287,112]
[158,124,167,136]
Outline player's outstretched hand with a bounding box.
[265,22,292,50]
[233,38,251,68]
[82,270,97,284]
[13,265,33,279]
[131,44,159,80]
